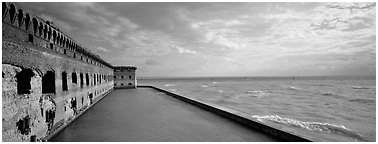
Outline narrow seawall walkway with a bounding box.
[52,88,280,142]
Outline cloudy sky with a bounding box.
[20,2,376,77]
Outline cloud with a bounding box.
[95,46,110,52]
[144,59,162,65]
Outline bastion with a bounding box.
[2,2,134,141]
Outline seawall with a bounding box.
[2,2,114,142]
[138,85,313,142]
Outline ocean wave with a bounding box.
[169,89,176,92]
[218,90,223,93]
[201,85,208,88]
[251,115,366,141]
[164,84,175,87]
[287,86,297,90]
[243,90,271,97]
[323,92,337,96]
[349,98,375,104]
[212,82,217,84]
[353,86,369,89]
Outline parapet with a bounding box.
[2,2,112,69]
[113,66,137,72]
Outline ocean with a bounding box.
[138,76,376,142]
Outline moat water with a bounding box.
[139,76,376,142]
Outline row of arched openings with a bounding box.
[15,68,111,95]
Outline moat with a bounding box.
[51,88,280,142]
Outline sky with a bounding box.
[19,2,376,77]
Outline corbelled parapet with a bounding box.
[2,2,112,68]
[113,66,137,71]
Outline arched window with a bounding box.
[93,74,96,85]
[62,72,68,91]
[60,35,63,46]
[56,34,60,45]
[9,3,15,23]
[39,22,43,36]
[16,69,34,95]
[72,72,77,84]
[80,73,83,88]
[24,13,30,30]
[43,25,48,39]
[121,76,124,79]
[128,83,132,86]
[48,27,52,40]
[32,18,38,35]
[129,76,132,79]
[62,37,65,47]
[53,30,56,43]
[17,9,23,27]
[42,71,55,94]
[86,73,89,86]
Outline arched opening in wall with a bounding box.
[16,115,31,135]
[62,72,68,91]
[72,72,77,84]
[62,37,65,48]
[42,71,55,94]
[9,3,15,23]
[128,83,132,86]
[114,83,117,86]
[80,73,83,88]
[129,76,132,79]
[56,34,60,45]
[121,76,124,79]
[53,30,56,43]
[32,18,38,35]
[48,27,52,40]
[16,69,34,95]
[114,76,116,79]
[93,74,96,85]
[2,3,7,18]
[86,73,89,86]
[60,36,63,46]
[121,83,124,86]
[39,22,43,36]
[97,74,99,83]
[17,9,23,27]
[28,34,33,43]
[43,25,47,39]
[24,13,30,30]
[81,97,84,106]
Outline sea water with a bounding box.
[138,76,376,142]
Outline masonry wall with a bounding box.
[2,2,114,142]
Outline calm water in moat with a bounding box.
[139,76,376,142]
[52,88,279,142]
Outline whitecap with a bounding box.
[170,89,176,92]
[251,115,366,141]
[353,86,369,89]
[287,86,296,90]
[164,84,175,87]
[212,82,217,84]
[201,85,208,88]
[218,90,223,93]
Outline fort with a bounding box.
[3,2,312,142]
[2,2,136,141]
